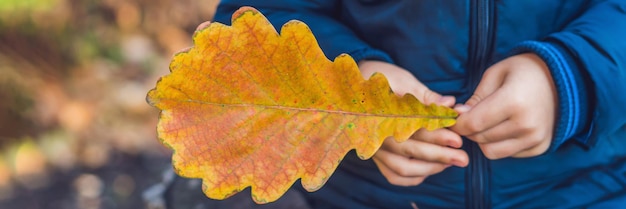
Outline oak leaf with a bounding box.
[147,6,457,204]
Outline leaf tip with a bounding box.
[232,6,261,23]
[281,19,310,33]
[145,88,157,107]
[333,53,358,67]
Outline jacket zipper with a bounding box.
[466,0,495,208]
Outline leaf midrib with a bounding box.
[167,99,457,119]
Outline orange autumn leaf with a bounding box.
[147,6,457,204]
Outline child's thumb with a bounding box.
[420,89,455,107]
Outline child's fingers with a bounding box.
[374,150,449,178]
[478,135,547,160]
[381,138,468,167]
[467,119,528,144]
[373,157,428,186]
[412,128,463,148]
[464,62,506,107]
[452,88,511,136]
[436,95,456,107]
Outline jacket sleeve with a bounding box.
[212,0,393,63]
[509,0,626,151]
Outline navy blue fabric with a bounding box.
[213,1,626,208]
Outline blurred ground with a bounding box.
[0,0,220,208]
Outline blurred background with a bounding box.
[0,0,219,208]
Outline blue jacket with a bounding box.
[214,1,626,208]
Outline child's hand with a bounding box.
[451,53,557,159]
[359,60,469,186]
